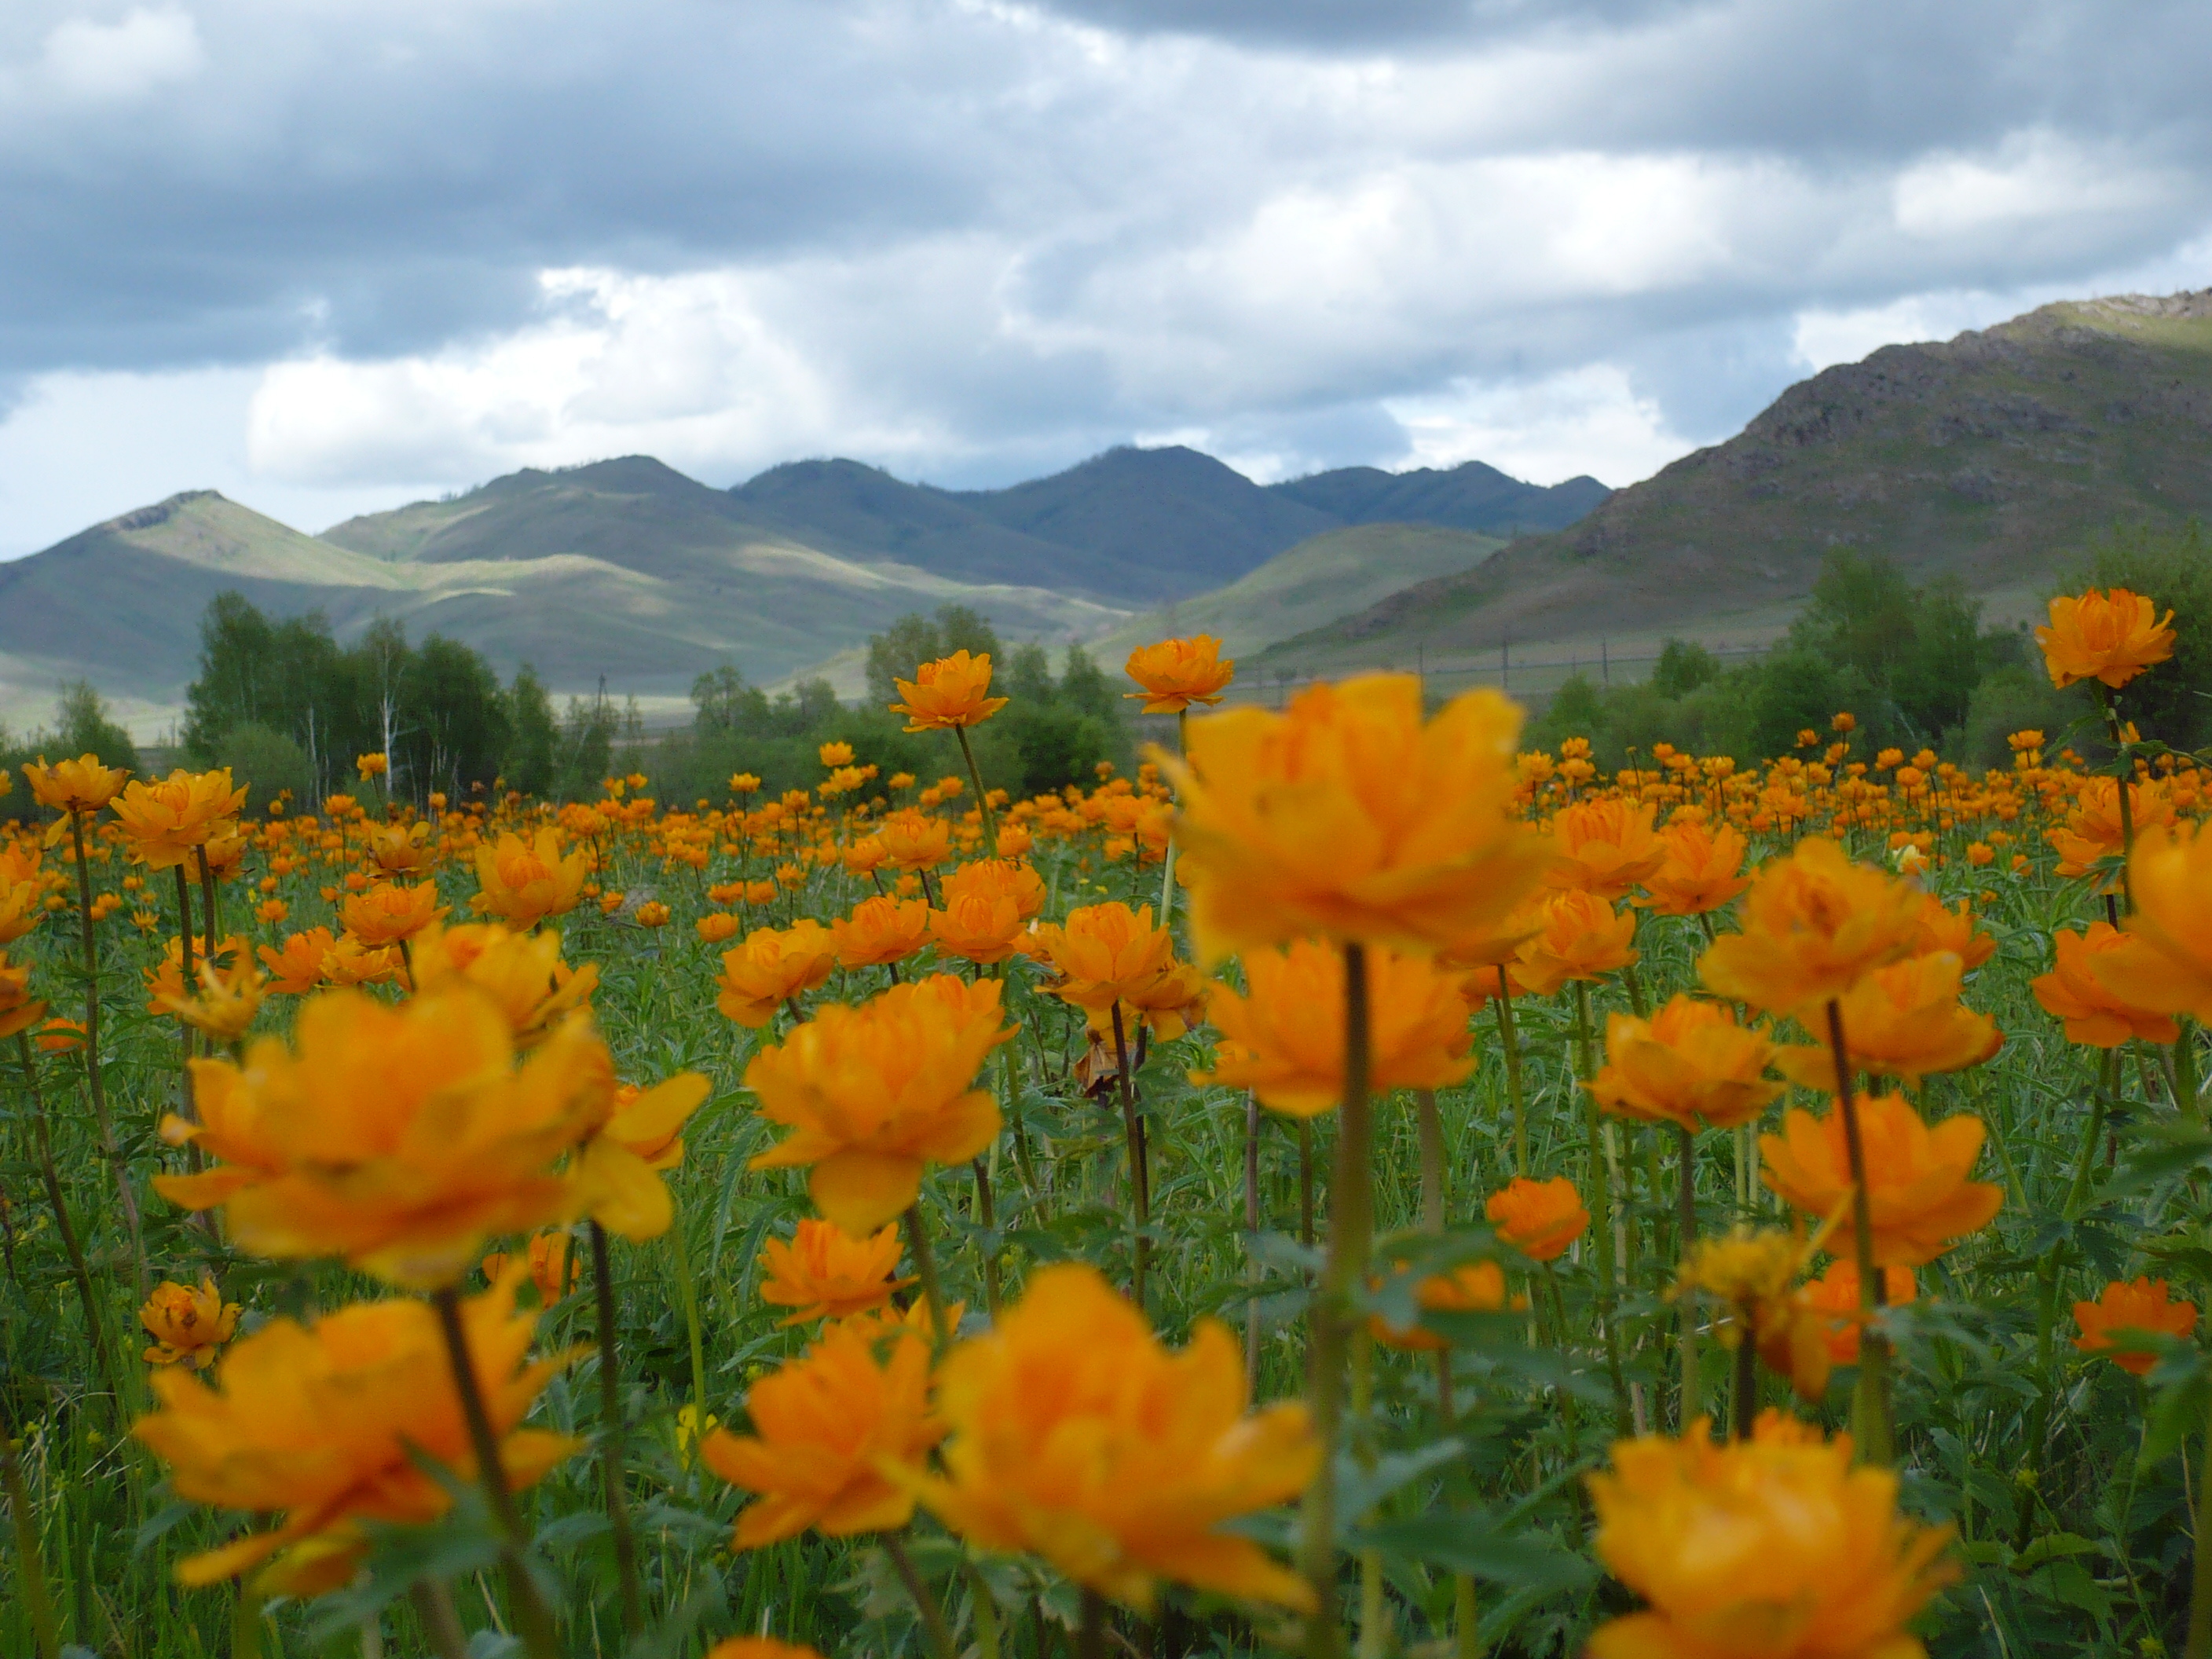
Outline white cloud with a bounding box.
[1383,364,1687,488]
[42,7,203,101]
[1891,130,2175,237]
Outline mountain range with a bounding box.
[0,446,1602,734]
[1259,289,2212,676]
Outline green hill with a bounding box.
[1260,288,2212,678]
[1093,522,1503,664]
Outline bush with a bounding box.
[212,723,315,814]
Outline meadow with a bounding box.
[1,598,2208,1659]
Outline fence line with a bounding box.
[1209,642,1771,708]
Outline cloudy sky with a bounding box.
[1,0,2207,555]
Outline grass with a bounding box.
[0,740,2207,1657]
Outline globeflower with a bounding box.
[1368,1258,1515,1353]
[2089,821,2212,1022]
[408,921,599,1049]
[1506,888,1638,995]
[1635,818,1751,917]
[1697,837,1924,1016]
[156,988,606,1289]
[889,650,1009,731]
[1124,635,1236,714]
[2074,1277,2197,1375]
[157,954,269,1046]
[1585,1412,1955,1659]
[131,1268,579,1595]
[470,829,588,928]
[111,769,248,869]
[1910,894,1996,972]
[339,879,449,948]
[758,1218,914,1324]
[1484,1177,1589,1262]
[877,811,953,871]
[0,951,44,1038]
[480,1229,580,1305]
[1547,797,1667,900]
[927,889,1027,965]
[745,975,1011,1232]
[1760,1093,2001,1267]
[366,821,438,875]
[1163,675,1552,961]
[1773,953,2001,1089]
[910,1263,1319,1613]
[0,879,44,945]
[571,1071,712,1240]
[715,921,840,1027]
[701,1323,945,1548]
[2034,586,2176,690]
[257,928,335,996]
[1588,995,1782,1131]
[1027,901,1179,1027]
[139,1276,242,1370]
[832,895,931,969]
[943,856,1046,921]
[24,753,129,816]
[1789,1259,1917,1379]
[1196,939,1474,1116]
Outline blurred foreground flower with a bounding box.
[133,1266,578,1595]
[2074,1277,2197,1376]
[910,1262,1319,1613]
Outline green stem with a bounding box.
[17,1035,117,1404]
[1573,983,1632,1436]
[172,865,197,1117]
[905,1203,952,1355]
[68,811,141,1295]
[1299,941,1373,1659]
[972,1158,1003,1319]
[1732,1331,1757,1441]
[1453,1573,1481,1659]
[1246,1092,1263,1389]
[885,1532,958,1659]
[2,1423,60,1659]
[428,1287,563,1659]
[666,1207,709,1471]
[1676,1122,1701,1429]
[1078,1588,1108,1659]
[588,1221,645,1637]
[1111,1002,1150,1313]
[1493,972,1528,1177]
[2189,1383,2212,1659]
[1825,999,1893,1465]
[954,726,998,851]
[409,1581,470,1659]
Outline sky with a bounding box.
[1,0,2209,556]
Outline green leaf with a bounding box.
[1349,1510,1596,1591]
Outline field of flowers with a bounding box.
[1,590,2208,1659]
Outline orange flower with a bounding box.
[1485,1177,1590,1262]
[910,1263,1318,1613]
[1586,1412,1955,1659]
[1163,675,1552,961]
[2046,777,2173,879]
[132,1268,579,1595]
[481,1229,580,1305]
[356,752,389,779]
[1588,995,1781,1132]
[2089,821,2212,1022]
[1027,900,1178,1020]
[156,988,606,1289]
[0,879,43,945]
[1368,1258,1515,1353]
[1760,1093,2001,1266]
[571,1071,712,1241]
[24,753,129,815]
[1697,837,1923,1016]
[339,879,449,947]
[1773,953,2001,1089]
[470,828,588,928]
[408,921,599,1049]
[144,934,249,1013]
[1195,939,1473,1116]
[1635,818,1751,917]
[700,1323,945,1548]
[321,934,404,988]
[745,975,1011,1233]
[110,768,247,869]
[832,895,931,969]
[1792,1259,1917,1373]
[35,1016,85,1053]
[633,900,672,928]
[2034,586,2176,690]
[1124,635,1236,714]
[140,1275,242,1370]
[1507,888,1638,995]
[697,912,742,944]
[928,889,1027,965]
[716,921,840,1027]
[1909,893,1995,971]
[2073,1277,2197,1376]
[157,954,270,1046]
[365,821,438,875]
[2056,932,2182,1045]
[257,928,335,995]
[757,1218,914,1324]
[943,856,1046,921]
[707,1643,821,1659]
[889,650,1009,731]
[819,741,855,767]
[877,811,953,871]
[1547,797,1667,900]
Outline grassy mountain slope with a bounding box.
[1262,289,2212,676]
[1092,522,1503,663]
[1268,460,1607,536]
[948,445,1341,600]
[730,459,1128,599]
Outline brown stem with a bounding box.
[884,1531,958,1659]
[1676,1122,1701,1428]
[1824,999,1892,1464]
[172,865,197,1116]
[67,812,141,1293]
[409,1580,470,1659]
[1110,1002,1150,1313]
[17,1034,117,1404]
[971,1158,1002,1318]
[904,1203,952,1354]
